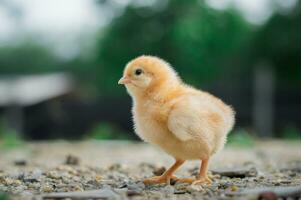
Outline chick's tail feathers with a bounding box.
[212,105,235,155]
[225,105,236,134]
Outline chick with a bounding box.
[118,56,235,185]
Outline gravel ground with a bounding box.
[0,140,301,200]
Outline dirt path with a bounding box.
[1,140,301,199]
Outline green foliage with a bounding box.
[282,126,301,140]
[0,193,9,200]
[227,129,255,148]
[86,122,132,140]
[0,0,300,96]
[0,42,61,75]
[0,123,23,149]
[248,0,301,84]
[95,0,251,95]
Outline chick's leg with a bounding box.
[193,158,212,185]
[143,160,184,185]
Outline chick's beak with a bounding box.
[118,76,131,85]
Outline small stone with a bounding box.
[23,170,42,183]
[153,167,166,176]
[127,182,145,191]
[42,188,118,199]
[27,182,40,190]
[74,185,84,192]
[127,190,142,197]
[42,185,54,193]
[62,177,71,184]
[72,176,81,182]
[3,178,14,185]
[211,167,258,178]
[23,177,39,183]
[258,192,278,200]
[230,185,239,192]
[162,185,174,194]
[0,172,5,178]
[174,183,190,194]
[13,185,28,193]
[95,175,102,182]
[14,159,27,166]
[273,179,282,186]
[65,154,80,165]
[280,180,292,184]
[187,184,204,192]
[108,163,122,171]
[209,183,219,191]
[47,171,61,179]
[57,165,77,175]
[13,180,22,186]
[139,162,156,169]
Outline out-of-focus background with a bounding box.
[0,0,301,145]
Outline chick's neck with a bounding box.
[143,78,183,104]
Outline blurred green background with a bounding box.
[0,0,300,144]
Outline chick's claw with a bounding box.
[176,178,196,184]
[192,176,212,185]
[143,176,168,185]
[143,175,179,185]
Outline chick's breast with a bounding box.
[132,99,172,145]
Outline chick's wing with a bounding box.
[167,95,211,141]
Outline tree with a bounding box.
[249,1,301,84]
[95,0,251,95]
[0,42,60,74]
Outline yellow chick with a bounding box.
[118,56,235,185]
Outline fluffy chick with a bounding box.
[118,55,235,185]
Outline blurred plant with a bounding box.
[0,42,61,74]
[282,126,301,140]
[0,122,23,149]
[86,122,132,140]
[227,129,255,148]
[0,193,8,200]
[95,0,252,95]
[248,0,301,84]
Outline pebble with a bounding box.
[153,167,166,176]
[46,171,61,179]
[27,182,40,190]
[42,188,118,199]
[0,150,300,200]
[95,175,102,182]
[108,163,122,171]
[41,184,54,193]
[56,165,77,175]
[14,159,27,166]
[126,189,142,197]
[187,184,204,192]
[211,167,258,178]
[3,178,14,185]
[230,185,239,192]
[126,182,145,191]
[65,155,80,165]
[259,191,278,200]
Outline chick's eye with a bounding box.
[135,69,143,76]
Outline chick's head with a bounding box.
[118,55,180,96]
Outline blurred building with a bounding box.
[0,73,133,139]
[0,73,73,137]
